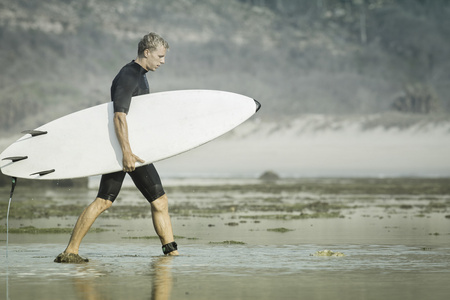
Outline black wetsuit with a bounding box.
[96,61,165,202]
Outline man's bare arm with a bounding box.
[113,112,144,172]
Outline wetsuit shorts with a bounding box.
[97,163,165,203]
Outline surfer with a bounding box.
[55,33,179,263]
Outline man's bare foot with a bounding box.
[54,252,89,263]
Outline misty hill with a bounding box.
[1,0,450,135]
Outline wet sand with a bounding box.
[1,177,450,299]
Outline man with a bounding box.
[55,32,179,263]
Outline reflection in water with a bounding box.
[151,256,173,300]
[69,256,173,300]
[72,265,107,300]
[73,278,106,300]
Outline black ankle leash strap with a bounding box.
[162,241,177,255]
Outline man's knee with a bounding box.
[93,197,113,212]
[150,194,168,212]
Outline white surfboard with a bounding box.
[0,90,260,180]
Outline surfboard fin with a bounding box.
[254,99,261,112]
[30,169,55,176]
[22,130,48,137]
[2,156,28,162]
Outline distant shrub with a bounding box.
[391,83,440,114]
[259,170,280,181]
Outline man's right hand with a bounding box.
[122,152,145,173]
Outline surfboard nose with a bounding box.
[254,99,261,112]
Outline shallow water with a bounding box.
[2,243,450,300]
[1,178,450,299]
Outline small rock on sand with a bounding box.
[311,250,345,257]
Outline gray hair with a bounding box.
[138,32,169,56]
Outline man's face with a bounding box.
[143,45,167,71]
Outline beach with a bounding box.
[1,177,449,299]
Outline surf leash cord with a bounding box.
[6,177,17,258]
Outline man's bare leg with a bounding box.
[151,194,179,256]
[55,197,111,263]
[64,197,112,254]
